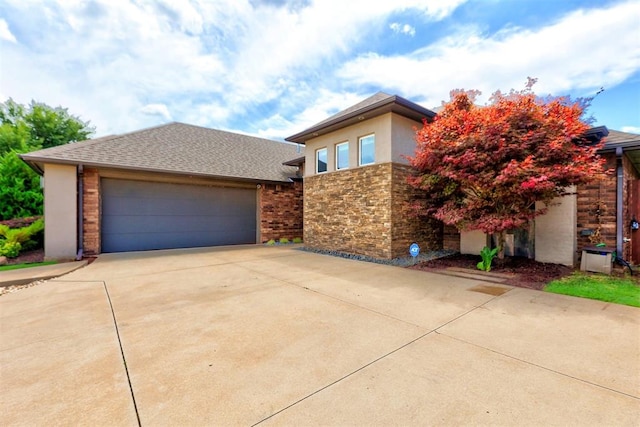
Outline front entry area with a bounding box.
[101,178,256,253]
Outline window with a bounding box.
[316,148,327,173]
[359,134,375,166]
[336,142,349,170]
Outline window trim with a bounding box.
[359,133,375,166]
[316,147,328,174]
[335,141,349,170]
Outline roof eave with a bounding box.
[286,96,435,144]
[19,156,296,184]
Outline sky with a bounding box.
[0,0,639,141]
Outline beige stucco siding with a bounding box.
[43,163,77,261]
[535,192,577,266]
[460,230,487,255]
[304,113,393,176]
[391,114,421,164]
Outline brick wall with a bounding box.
[82,167,100,255]
[623,154,640,261]
[304,163,441,259]
[576,152,640,261]
[259,181,303,242]
[443,225,461,252]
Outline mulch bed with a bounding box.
[410,253,574,290]
[3,248,45,265]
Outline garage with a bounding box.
[101,178,256,253]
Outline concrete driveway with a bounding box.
[1,245,638,426]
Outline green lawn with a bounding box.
[544,272,640,307]
[0,261,57,272]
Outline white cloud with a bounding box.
[390,22,416,36]
[621,126,640,134]
[0,18,17,42]
[0,0,467,136]
[140,104,172,121]
[338,0,640,108]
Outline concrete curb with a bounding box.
[0,260,88,288]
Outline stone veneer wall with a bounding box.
[82,167,101,256]
[390,164,442,257]
[304,163,440,259]
[259,181,303,242]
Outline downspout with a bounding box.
[616,147,623,257]
[76,164,84,260]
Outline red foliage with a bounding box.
[408,80,606,242]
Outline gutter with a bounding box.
[616,147,624,257]
[76,164,84,261]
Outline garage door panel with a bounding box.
[103,214,256,234]
[101,179,257,253]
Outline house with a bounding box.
[21,123,304,260]
[285,92,441,259]
[21,93,640,267]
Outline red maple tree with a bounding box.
[408,79,606,259]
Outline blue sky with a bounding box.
[0,0,638,140]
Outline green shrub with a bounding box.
[0,241,21,258]
[0,151,43,220]
[477,246,499,272]
[292,237,303,244]
[0,218,44,257]
[279,237,290,244]
[266,239,276,246]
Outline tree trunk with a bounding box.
[496,230,506,260]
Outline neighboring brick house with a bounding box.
[458,128,640,266]
[285,92,441,259]
[21,123,304,260]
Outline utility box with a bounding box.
[580,246,614,274]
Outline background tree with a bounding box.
[0,98,94,220]
[408,79,606,259]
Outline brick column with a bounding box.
[82,168,100,255]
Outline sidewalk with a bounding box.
[0,261,88,288]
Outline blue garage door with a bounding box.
[101,179,256,253]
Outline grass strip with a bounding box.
[544,272,640,307]
[0,261,57,272]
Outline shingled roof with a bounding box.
[285,92,436,144]
[21,122,304,183]
[600,128,640,172]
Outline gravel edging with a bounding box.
[296,246,457,267]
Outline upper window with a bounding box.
[359,134,375,166]
[316,147,327,173]
[336,142,349,170]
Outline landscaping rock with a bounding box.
[0,256,7,266]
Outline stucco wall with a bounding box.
[460,230,487,255]
[44,163,77,261]
[535,192,577,266]
[304,113,393,176]
[391,114,421,164]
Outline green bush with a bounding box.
[0,218,44,257]
[279,237,290,244]
[0,241,21,258]
[266,239,276,246]
[0,151,43,220]
[292,237,303,244]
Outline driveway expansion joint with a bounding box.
[438,333,640,401]
[101,280,142,427]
